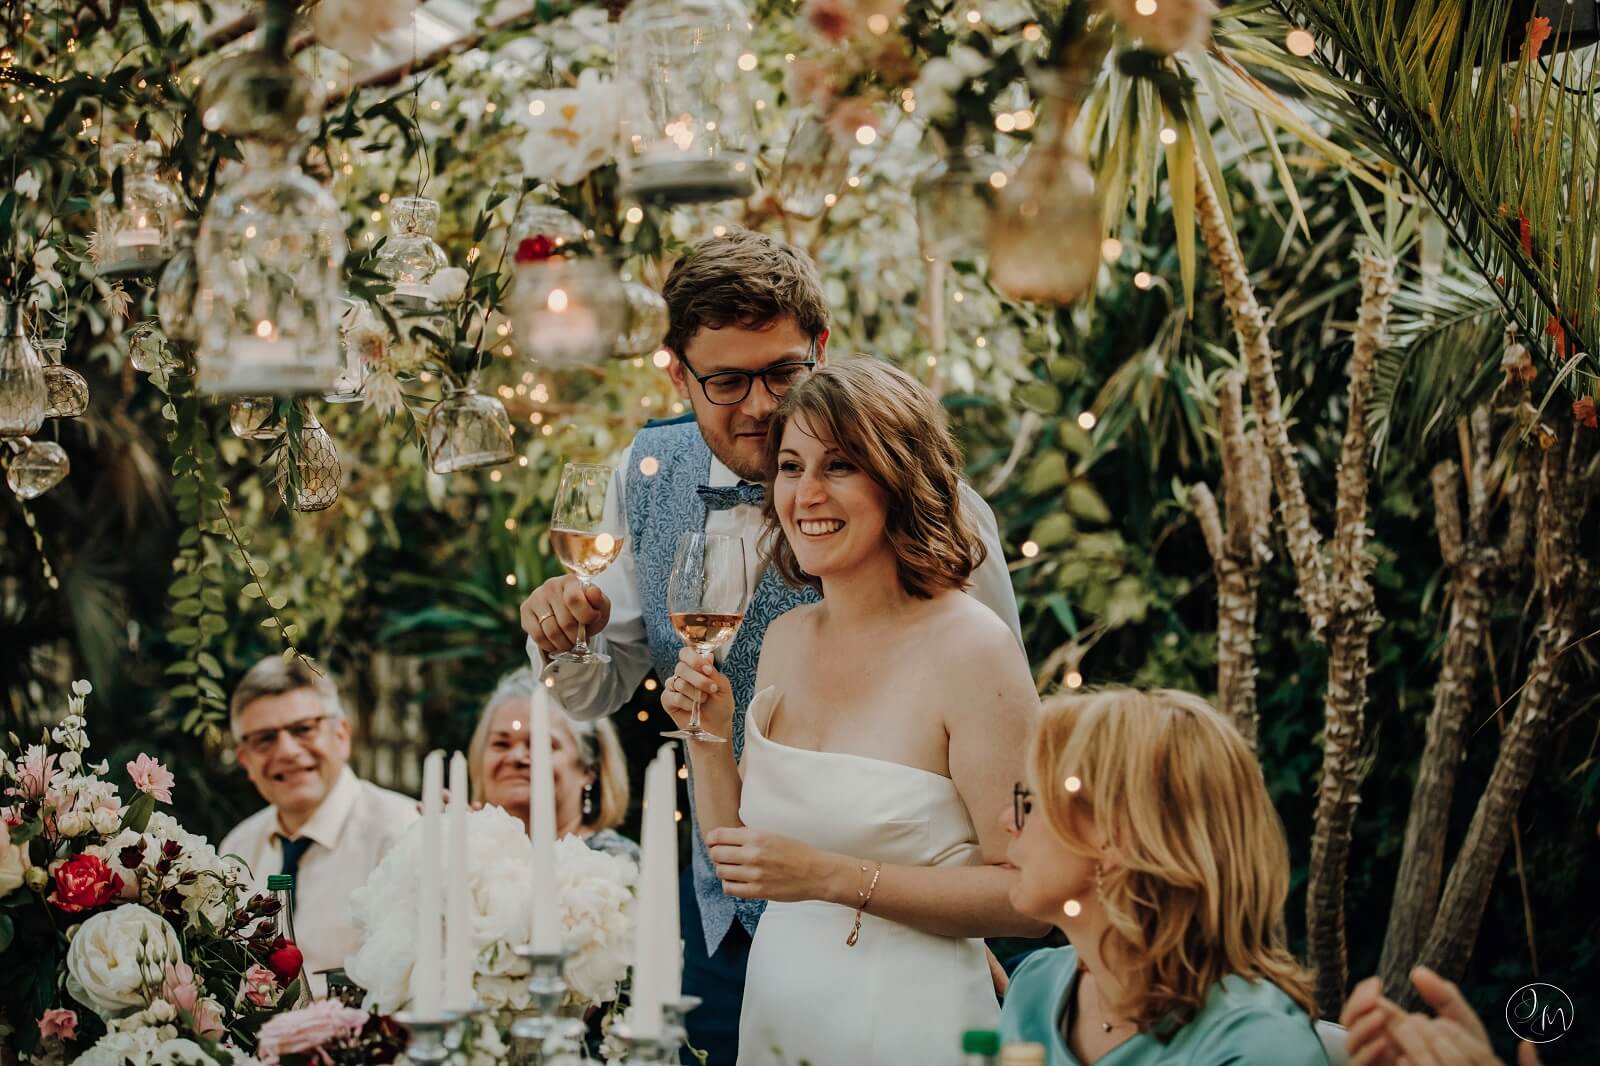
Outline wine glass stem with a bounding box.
[572,577,592,656]
[687,690,703,733]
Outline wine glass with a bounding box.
[662,532,749,743]
[546,462,625,668]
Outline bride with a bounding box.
[661,359,1046,1064]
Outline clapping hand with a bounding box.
[661,648,735,740]
[1342,966,1542,1066]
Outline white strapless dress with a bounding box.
[736,688,999,1066]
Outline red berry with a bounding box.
[266,941,304,984]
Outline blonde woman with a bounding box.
[1000,688,1327,1065]
[662,360,1045,1064]
[466,666,637,862]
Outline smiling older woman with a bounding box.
[465,666,637,862]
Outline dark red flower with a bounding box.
[1574,396,1598,429]
[515,235,557,263]
[266,940,305,985]
[1518,211,1533,256]
[1546,315,1568,358]
[48,853,123,913]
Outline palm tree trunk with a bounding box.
[1305,245,1391,1016]
[1416,424,1589,981]
[1378,410,1498,990]
[1194,167,1330,637]
[1191,375,1272,749]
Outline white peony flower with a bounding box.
[66,904,184,1017]
[514,68,622,187]
[345,807,636,1013]
[1101,0,1216,55]
[58,810,91,837]
[15,170,42,200]
[310,0,419,63]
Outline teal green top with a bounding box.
[1000,947,1329,1066]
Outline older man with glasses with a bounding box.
[219,657,416,987]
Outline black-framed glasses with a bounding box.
[1013,782,1034,829]
[239,715,332,756]
[679,345,818,406]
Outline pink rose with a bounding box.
[127,754,175,804]
[162,961,199,1013]
[239,963,280,1008]
[193,997,226,1040]
[38,1008,78,1041]
[256,1000,370,1063]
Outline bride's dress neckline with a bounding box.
[745,686,957,785]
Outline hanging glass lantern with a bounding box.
[195,12,342,397]
[374,197,449,306]
[157,220,200,345]
[5,439,70,500]
[0,301,46,439]
[229,396,279,440]
[615,0,757,204]
[512,203,587,252]
[324,298,374,404]
[426,385,514,473]
[987,89,1101,303]
[772,115,850,219]
[277,416,341,511]
[616,280,669,357]
[96,143,181,277]
[507,242,628,368]
[43,365,89,419]
[915,141,1008,262]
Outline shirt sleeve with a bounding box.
[535,445,657,722]
[958,480,1024,648]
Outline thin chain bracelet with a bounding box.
[846,861,883,947]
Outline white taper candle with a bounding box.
[444,751,473,1010]
[529,684,561,952]
[415,750,444,1016]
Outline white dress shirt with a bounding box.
[219,766,417,984]
[536,441,1023,722]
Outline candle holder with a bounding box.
[509,945,581,1059]
[661,994,702,1060]
[611,1022,670,1066]
[393,1008,462,1065]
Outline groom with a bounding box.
[521,228,1022,1063]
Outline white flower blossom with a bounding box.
[514,68,622,187]
[15,170,42,200]
[310,0,419,63]
[430,266,469,304]
[66,904,183,1017]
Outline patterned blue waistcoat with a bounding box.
[626,421,819,954]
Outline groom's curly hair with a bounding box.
[660,228,829,358]
[759,359,985,598]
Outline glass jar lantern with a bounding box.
[6,439,70,500]
[507,252,628,368]
[324,298,375,404]
[374,197,449,307]
[915,142,1008,262]
[615,0,758,204]
[0,302,46,439]
[97,143,180,276]
[43,364,89,420]
[196,144,348,395]
[426,385,514,473]
[773,115,851,219]
[616,280,669,357]
[157,220,200,345]
[229,396,279,440]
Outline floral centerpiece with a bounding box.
[0,682,300,1064]
[345,806,636,1016]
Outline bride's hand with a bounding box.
[704,826,849,904]
[662,649,734,740]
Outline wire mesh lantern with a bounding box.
[43,364,89,419]
[157,220,200,345]
[772,115,850,220]
[426,385,514,474]
[229,396,279,440]
[277,416,341,512]
[615,0,757,204]
[0,301,46,439]
[6,439,70,500]
[96,143,181,277]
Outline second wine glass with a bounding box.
[663,532,749,744]
[547,461,626,669]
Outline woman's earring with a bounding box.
[1094,862,1104,897]
[582,782,596,820]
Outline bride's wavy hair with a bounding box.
[760,359,984,597]
[1031,688,1316,1035]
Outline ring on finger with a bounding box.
[535,611,555,625]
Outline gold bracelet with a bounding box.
[845,861,882,947]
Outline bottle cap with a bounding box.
[1000,1044,1046,1066]
[963,1030,1002,1055]
[266,874,295,891]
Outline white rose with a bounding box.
[66,904,184,1017]
[58,810,91,837]
[0,823,29,897]
[430,267,469,304]
[91,807,123,836]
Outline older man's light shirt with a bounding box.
[219,767,417,984]
[534,443,1024,721]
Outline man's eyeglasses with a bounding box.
[679,345,818,406]
[239,715,332,756]
[1013,782,1034,830]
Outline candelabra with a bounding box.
[393,1008,461,1064]
[509,945,582,1063]
[661,994,702,1062]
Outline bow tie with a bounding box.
[697,482,766,511]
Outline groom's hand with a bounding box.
[704,827,846,904]
[522,575,611,657]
